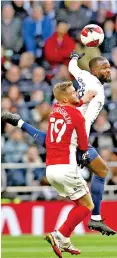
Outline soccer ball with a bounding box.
[80,24,104,47]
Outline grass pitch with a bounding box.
[1,234,117,258]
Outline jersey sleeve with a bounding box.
[68,58,83,80]
[76,99,84,107]
[84,94,103,136]
[72,109,88,151]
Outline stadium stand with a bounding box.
[1,0,117,201]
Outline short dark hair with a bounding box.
[89,56,107,70]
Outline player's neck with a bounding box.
[91,72,104,85]
[58,101,75,107]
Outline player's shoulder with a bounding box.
[66,105,84,119]
[82,70,99,83]
[82,70,103,90]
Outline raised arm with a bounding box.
[68,58,82,80]
[68,52,85,80]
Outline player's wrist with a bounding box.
[71,56,79,60]
[17,119,24,128]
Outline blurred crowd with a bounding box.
[1,0,117,195]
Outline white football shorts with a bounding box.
[46,164,89,200]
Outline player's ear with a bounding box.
[63,96,68,103]
[91,68,97,76]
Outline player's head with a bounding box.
[89,57,111,83]
[53,81,78,105]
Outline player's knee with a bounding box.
[79,199,94,211]
[86,201,94,211]
[101,163,108,178]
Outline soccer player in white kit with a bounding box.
[68,52,116,235]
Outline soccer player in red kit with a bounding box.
[45,81,94,258]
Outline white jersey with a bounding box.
[68,58,105,136]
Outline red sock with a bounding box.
[58,205,90,237]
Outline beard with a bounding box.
[98,75,111,84]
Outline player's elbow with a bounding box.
[68,60,72,74]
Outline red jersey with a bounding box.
[46,103,88,166]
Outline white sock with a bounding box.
[56,230,70,243]
[17,119,24,128]
[91,215,102,221]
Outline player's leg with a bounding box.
[57,192,93,254]
[87,146,116,235]
[58,192,94,237]
[77,145,106,219]
[45,165,68,258]
[1,112,46,147]
[46,165,94,254]
[45,164,93,256]
[87,149,107,220]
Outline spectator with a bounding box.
[31,101,51,126]
[39,119,49,133]
[106,152,117,194]
[1,4,23,53]
[4,123,14,136]
[110,65,117,102]
[100,19,117,60]
[90,110,117,149]
[23,145,53,200]
[31,90,44,106]
[23,0,37,16]
[12,0,28,21]
[115,14,117,32]
[22,5,53,58]
[1,98,12,135]
[99,148,111,162]
[56,0,93,39]
[44,19,75,73]
[2,64,21,94]
[105,101,117,125]
[19,52,35,79]
[93,7,107,26]
[4,128,28,163]
[51,64,71,87]
[111,47,117,68]
[1,97,12,113]
[7,85,31,122]
[32,67,52,102]
[42,0,56,32]
[23,145,45,186]
[2,63,33,96]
